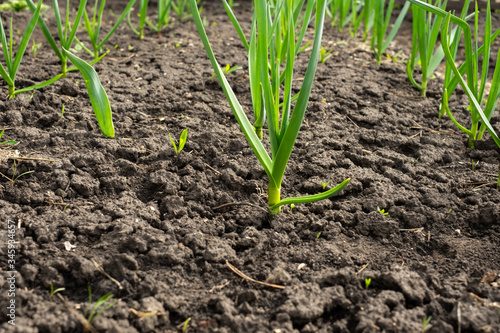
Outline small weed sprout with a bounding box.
[213,64,242,78]
[320,46,333,63]
[49,283,65,300]
[471,159,478,171]
[182,317,191,333]
[377,206,389,216]
[314,231,322,247]
[365,278,371,289]
[85,286,117,326]
[321,180,331,190]
[31,38,41,58]
[386,50,403,63]
[222,63,242,75]
[169,128,188,155]
[422,316,432,332]
[290,203,295,212]
[11,160,34,186]
[0,130,17,145]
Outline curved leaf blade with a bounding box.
[270,178,350,210]
[62,48,115,138]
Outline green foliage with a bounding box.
[23,0,115,137]
[0,0,47,12]
[26,0,87,76]
[182,318,191,333]
[370,0,410,64]
[407,0,500,188]
[49,283,65,300]
[0,130,17,145]
[85,286,117,326]
[31,38,42,58]
[191,0,349,214]
[320,46,333,63]
[10,160,34,186]
[78,0,137,59]
[422,316,432,332]
[377,206,388,215]
[127,0,172,39]
[362,0,375,41]
[328,0,352,32]
[169,128,188,155]
[172,0,201,24]
[0,0,43,98]
[213,64,242,78]
[407,0,448,97]
[222,0,316,139]
[364,277,371,289]
[63,48,115,138]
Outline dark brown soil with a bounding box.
[1,1,500,332]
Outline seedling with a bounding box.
[314,231,322,246]
[362,0,375,42]
[223,63,242,75]
[222,0,317,139]
[26,0,91,76]
[320,46,333,63]
[49,283,65,300]
[377,206,388,216]
[127,0,172,39]
[11,160,34,186]
[370,0,410,64]
[213,64,242,78]
[321,180,331,189]
[290,203,295,212]
[62,49,115,138]
[422,316,432,332]
[202,15,209,27]
[25,0,115,137]
[365,277,371,289]
[0,1,45,98]
[85,286,117,326]
[31,38,42,58]
[0,130,17,145]
[172,0,201,24]
[408,0,500,188]
[406,0,448,97]
[182,317,191,333]
[169,128,188,155]
[386,49,403,63]
[60,105,65,119]
[192,0,349,214]
[328,0,361,33]
[77,0,137,60]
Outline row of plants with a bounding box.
[2,0,500,215]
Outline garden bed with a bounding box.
[0,1,499,332]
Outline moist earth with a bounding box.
[0,1,499,332]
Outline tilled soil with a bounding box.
[0,1,499,332]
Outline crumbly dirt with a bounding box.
[1,1,500,332]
